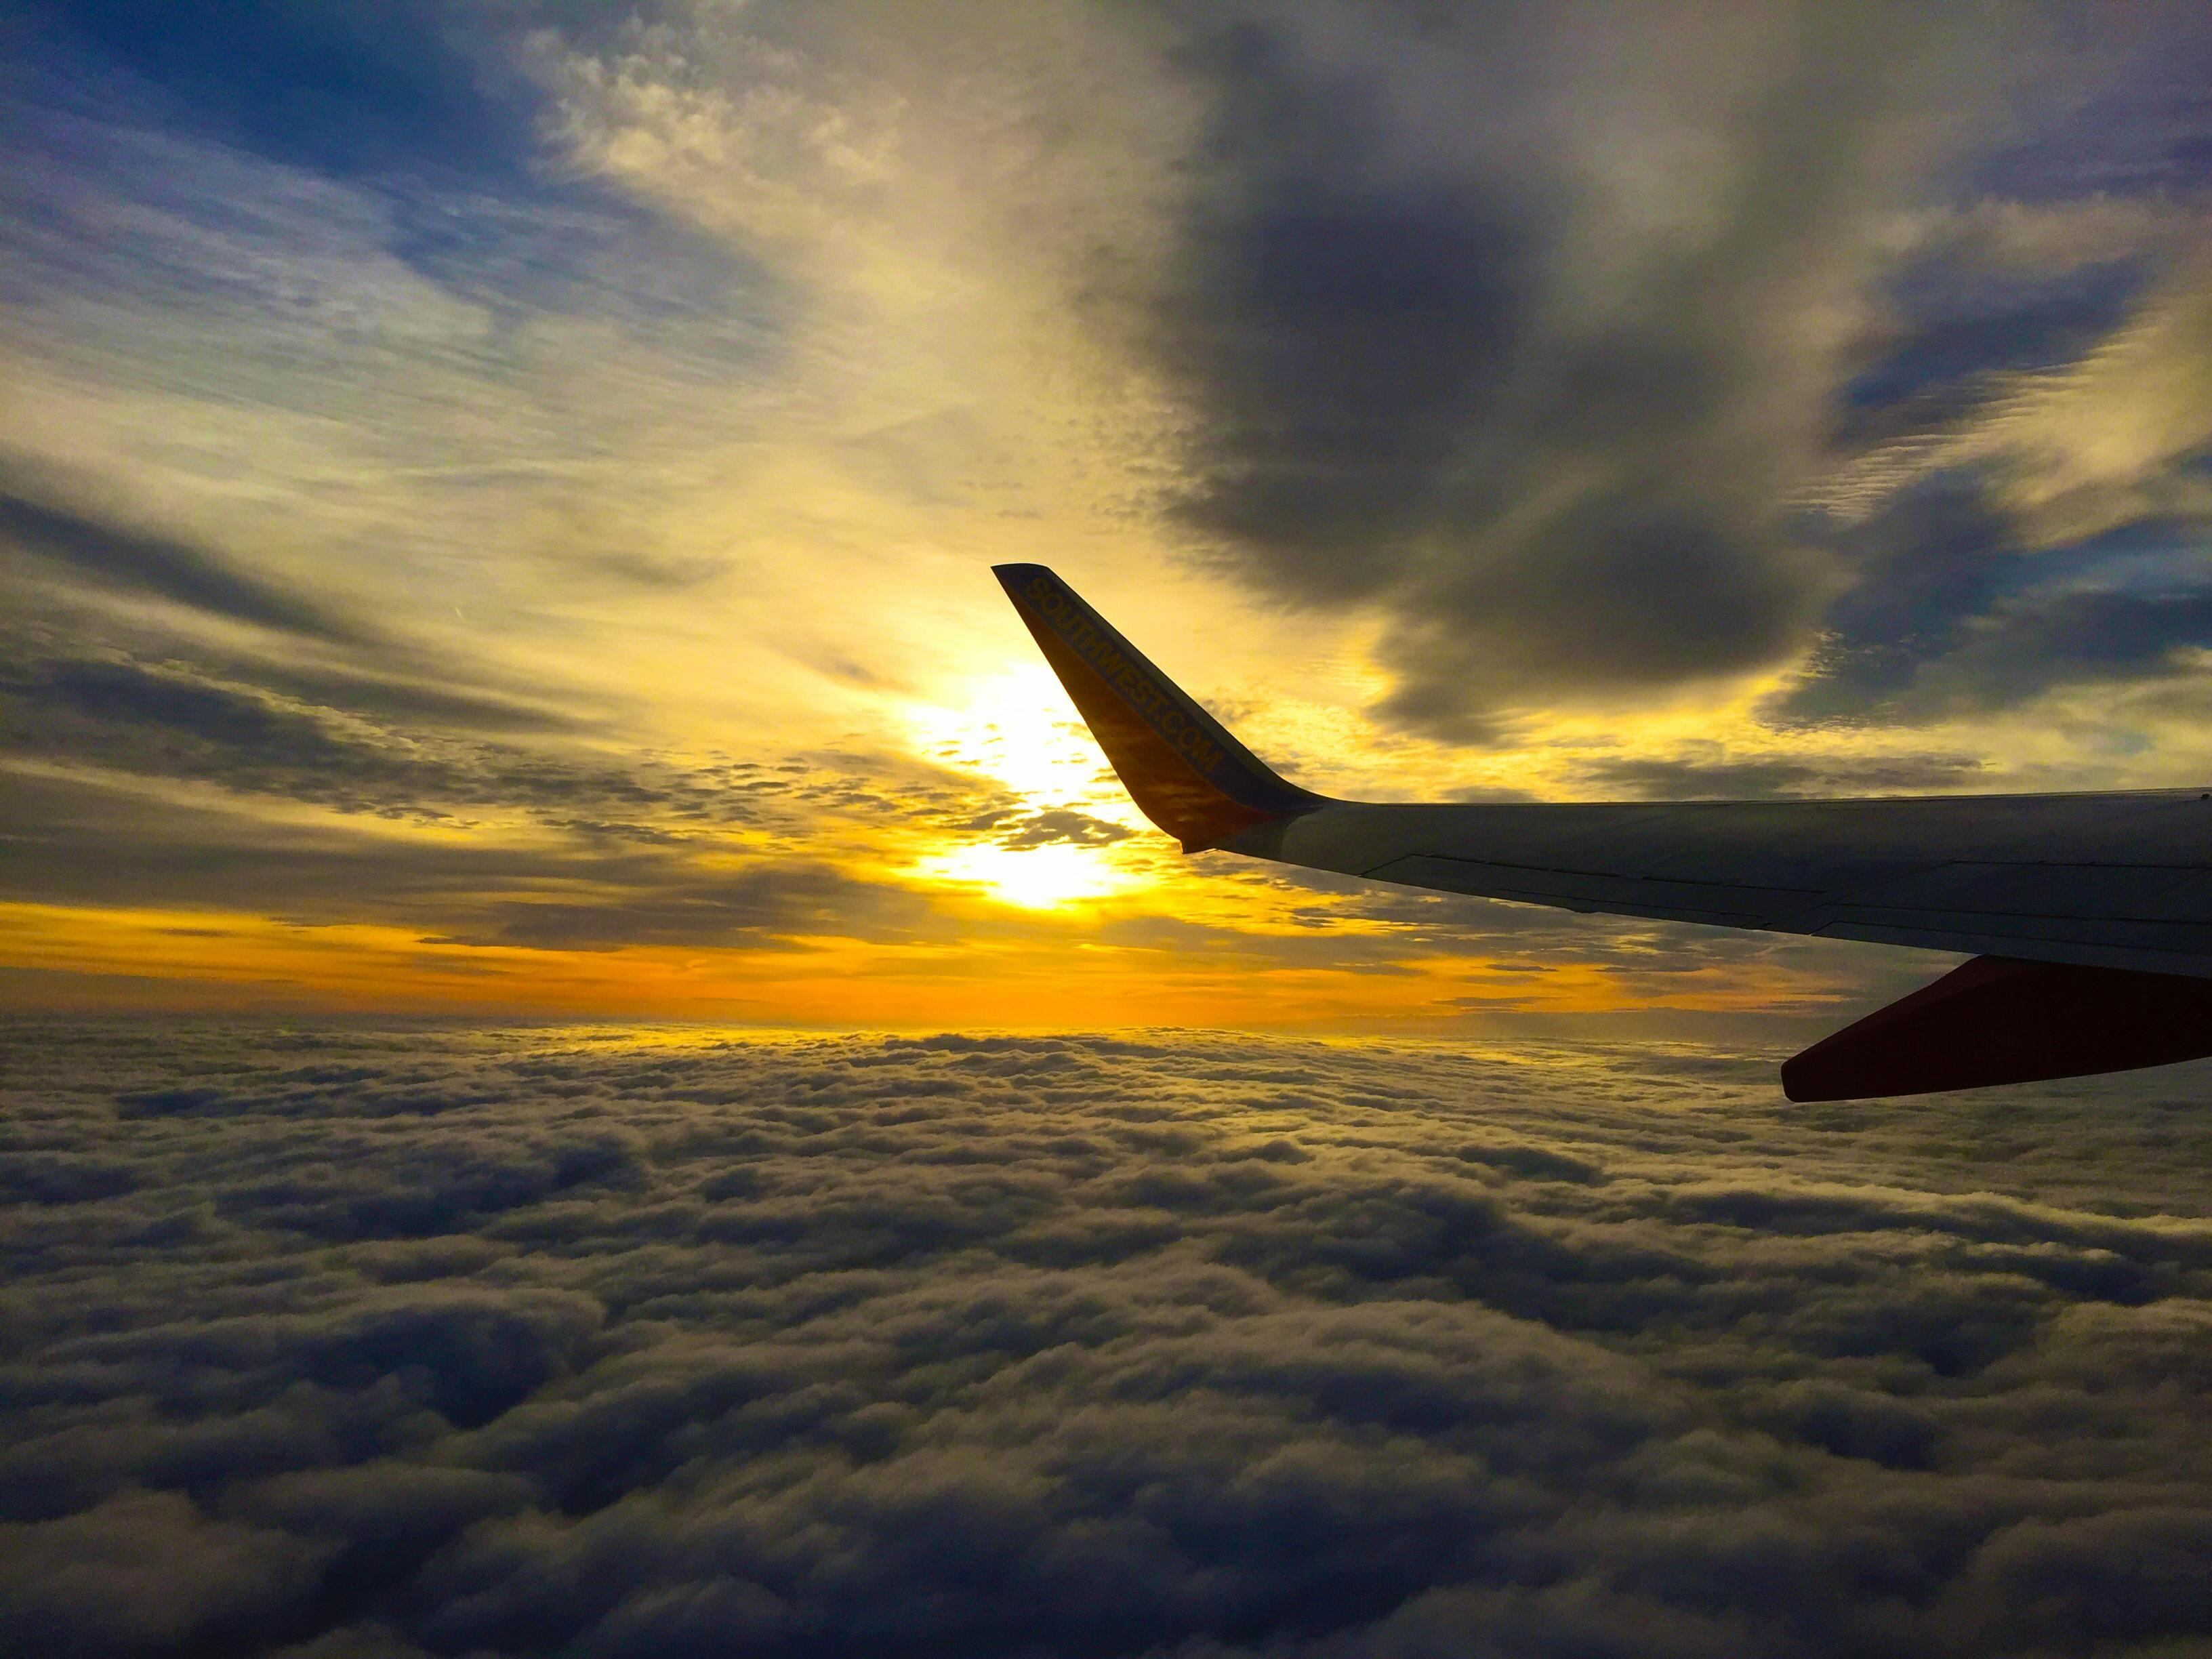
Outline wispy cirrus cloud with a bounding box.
[0,489,365,642]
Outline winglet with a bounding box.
[994,564,1326,851]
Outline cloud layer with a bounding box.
[4,1023,2211,1656]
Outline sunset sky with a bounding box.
[5,1,2212,1032]
[12,12,2212,1658]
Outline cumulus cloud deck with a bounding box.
[3,1023,2211,1656]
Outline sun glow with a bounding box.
[905,664,1137,814]
[915,841,1141,909]
[901,663,1154,908]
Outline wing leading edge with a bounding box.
[995,564,2212,1100]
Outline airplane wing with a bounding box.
[995,562,2212,1101]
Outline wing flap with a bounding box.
[1782,956,2212,1101]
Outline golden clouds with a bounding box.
[0,894,1858,1031]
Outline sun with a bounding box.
[905,663,1134,808]
[914,842,1140,909]
[902,664,1152,909]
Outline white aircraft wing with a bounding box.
[1237,794,2212,983]
[996,562,2212,1101]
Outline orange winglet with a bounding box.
[994,564,1326,851]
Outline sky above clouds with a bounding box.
[3,1,2212,1025]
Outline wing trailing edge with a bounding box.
[1781,956,2212,1101]
[994,565,2212,1099]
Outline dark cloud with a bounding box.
[0,489,363,643]
[1161,28,1539,591]
[1928,584,2212,712]
[0,767,935,953]
[1773,478,2212,725]
[457,863,934,952]
[989,808,1134,851]
[1136,5,2212,739]
[21,657,365,769]
[0,652,699,827]
[1147,4,1945,739]
[242,663,578,736]
[1837,255,2144,443]
[0,637,1021,832]
[1769,473,2018,724]
[4,1023,2211,1656]
[1579,753,1984,801]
